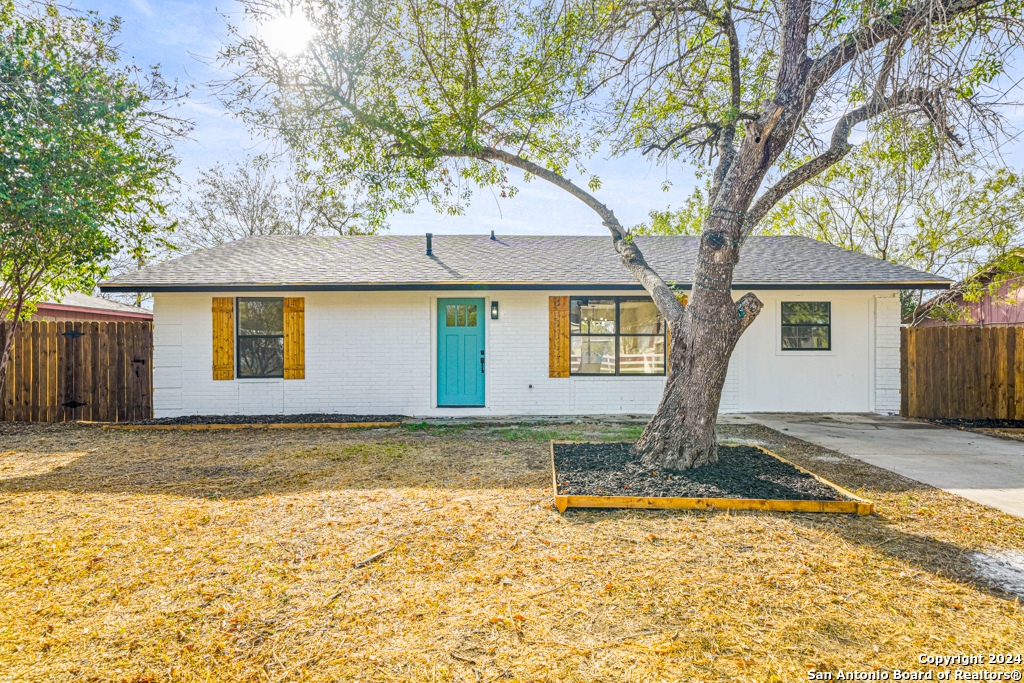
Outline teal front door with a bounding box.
[438,298,485,406]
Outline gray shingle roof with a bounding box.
[98,235,951,291]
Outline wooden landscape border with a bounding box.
[551,441,874,515]
[102,421,402,431]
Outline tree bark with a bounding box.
[0,275,31,407]
[0,317,20,407]
[633,205,763,469]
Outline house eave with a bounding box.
[98,280,953,293]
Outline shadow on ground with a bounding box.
[0,421,641,499]
[3,420,1022,603]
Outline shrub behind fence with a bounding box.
[0,320,152,423]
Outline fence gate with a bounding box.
[0,321,152,423]
[901,325,1024,420]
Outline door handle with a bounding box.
[480,351,485,374]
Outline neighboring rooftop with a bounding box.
[99,235,952,292]
[39,291,151,315]
[30,291,153,321]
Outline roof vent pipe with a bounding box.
[426,233,433,256]
[490,230,496,240]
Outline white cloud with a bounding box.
[130,0,153,16]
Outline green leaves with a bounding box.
[221,0,596,225]
[764,123,1024,323]
[633,187,709,237]
[0,1,180,321]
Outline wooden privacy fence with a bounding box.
[901,326,1024,420]
[0,321,152,423]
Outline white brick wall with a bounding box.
[152,299,182,414]
[152,288,892,418]
[874,291,902,414]
[719,361,741,413]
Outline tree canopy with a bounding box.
[766,131,1024,322]
[173,157,376,254]
[0,1,184,392]
[219,0,1024,467]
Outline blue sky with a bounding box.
[82,0,698,237]
[81,0,1024,237]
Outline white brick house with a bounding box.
[99,234,949,418]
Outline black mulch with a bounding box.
[129,413,407,426]
[553,442,850,501]
[924,417,1024,430]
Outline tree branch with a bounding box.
[807,0,994,93]
[709,2,742,204]
[437,145,686,321]
[307,49,432,157]
[775,0,814,105]
[643,121,720,156]
[744,87,944,231]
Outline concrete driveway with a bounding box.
[740,413,1024,518]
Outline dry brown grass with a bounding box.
[0,420,1021,682]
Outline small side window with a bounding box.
[781,302,830,350]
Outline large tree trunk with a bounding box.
[633,199,764,469]
[632,278,763,470]
[628,101,800,470]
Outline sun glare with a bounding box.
[262,12,315,56]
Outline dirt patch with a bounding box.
[554,442,848,500]
[130,412,407,425]
[0,420,1022,682]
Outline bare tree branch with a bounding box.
[709,3,742,204]
[436,145,687,322]
[806,0,995,93]
[745,87,949,230]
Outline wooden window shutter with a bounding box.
[283,297,305,380]
[212,298,234,380]
[549,296,570,378]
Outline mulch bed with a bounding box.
[554,442,850,501]
[130,413,407,426]
[924,417,1024,430]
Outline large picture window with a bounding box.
[569,297,666,375]
[781,302,831,350]
[237,298,285,377]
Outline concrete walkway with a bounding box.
[740,413,1024,518]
